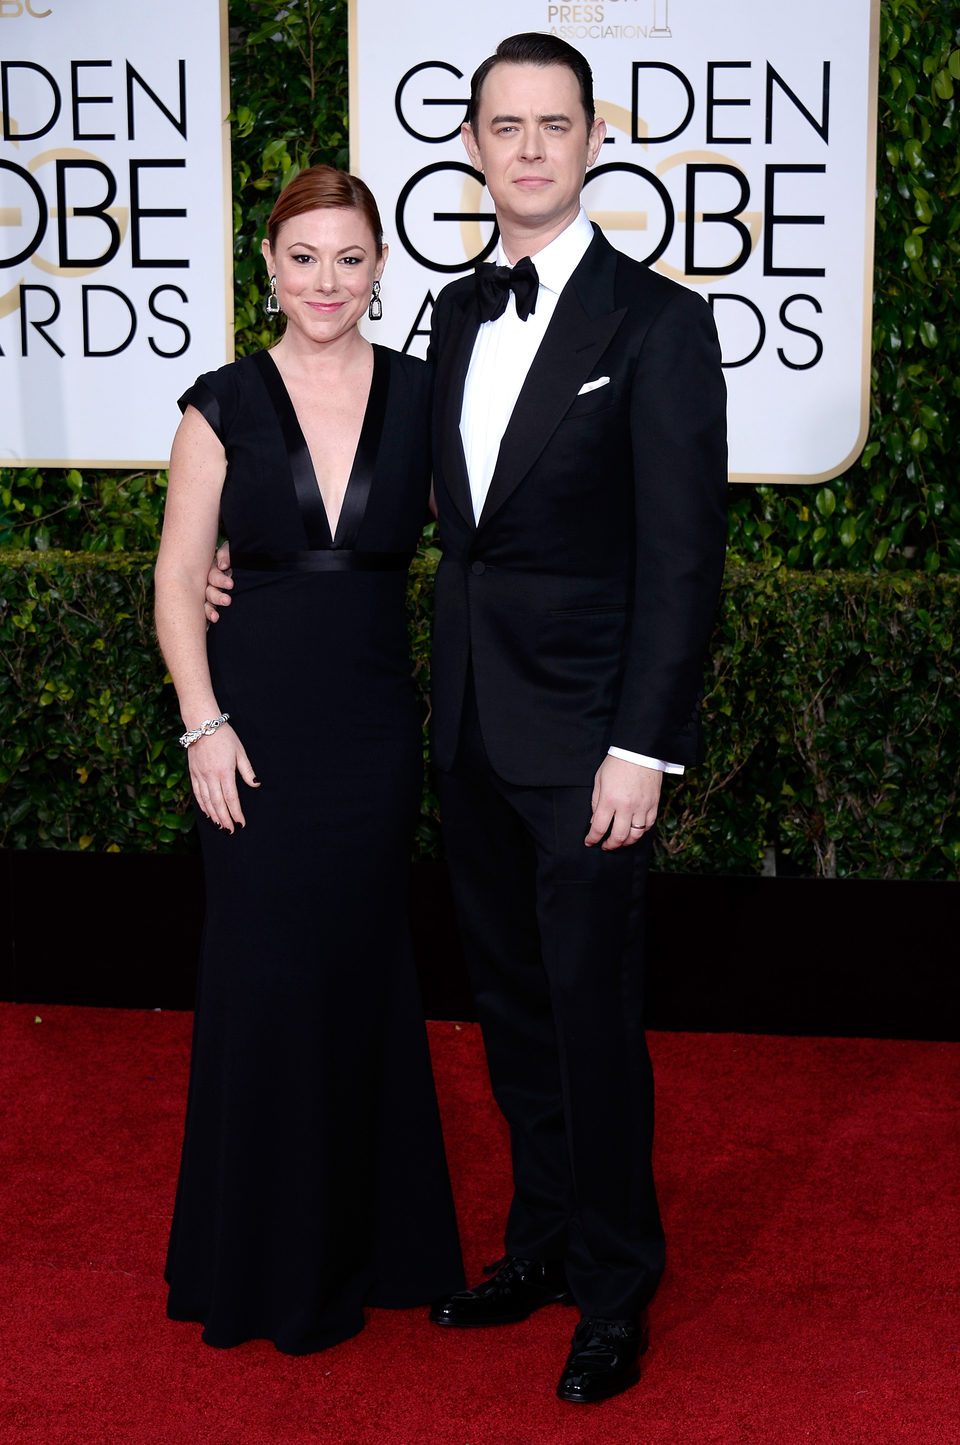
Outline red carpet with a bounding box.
[0,1004,957,1444]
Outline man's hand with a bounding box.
[204,541,233,623]
[585,755,663,850]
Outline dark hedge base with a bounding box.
[2,851,955,1041]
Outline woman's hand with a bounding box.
[187,723,259,832]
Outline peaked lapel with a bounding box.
[478,229,626,529]
[433,284,482,531]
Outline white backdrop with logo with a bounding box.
[350,0,880,483]
[0,0,231,467]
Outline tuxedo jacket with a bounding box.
[429,226,728,787]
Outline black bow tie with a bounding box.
[474,256,539,323]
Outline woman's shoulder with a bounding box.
[376,343,433,398]
[178,351,269,421]
[188,351,264,395]
[376,343,429,373]
[178,352,268,440]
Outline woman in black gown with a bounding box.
[154,166,463,1354]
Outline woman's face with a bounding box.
[261,206,386,348]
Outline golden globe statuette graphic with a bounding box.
[651,0,672,39]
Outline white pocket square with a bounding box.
[577,376,610,395]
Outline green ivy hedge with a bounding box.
[2,551,957,880]
[672,565,960,880]
[0,552,184,851]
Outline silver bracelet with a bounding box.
[178,713,230,749]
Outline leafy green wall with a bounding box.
[1,0,958,879]
[3,551,957,878]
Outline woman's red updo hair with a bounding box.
[265,165,384,255]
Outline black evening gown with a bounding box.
[164,345,464,1354]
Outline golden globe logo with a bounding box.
[1,0,230,468]
[352,0,879,483]
[1,59,192,358]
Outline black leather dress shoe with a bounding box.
[429,1255,573,1327]
[556,1314,650,1403]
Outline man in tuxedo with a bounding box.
[424,33,728,1404]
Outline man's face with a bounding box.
[462,62,606,248]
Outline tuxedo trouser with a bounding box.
[437,677,665,1320]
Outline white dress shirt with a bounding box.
[459,209,682,776]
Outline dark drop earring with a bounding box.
[368,280,382,321]
[264,275,281,316]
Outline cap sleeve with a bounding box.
[178,376,223,442]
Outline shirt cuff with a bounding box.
[608,746,684,775]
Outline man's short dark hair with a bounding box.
[467,33,596,129]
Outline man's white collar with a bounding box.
[496,207,594,296]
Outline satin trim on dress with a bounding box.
[251,346,390,551]
[252,349,330,546]
[334,345,390,549]
[231,550,413,572]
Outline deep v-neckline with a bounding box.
[253,345,390,550]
